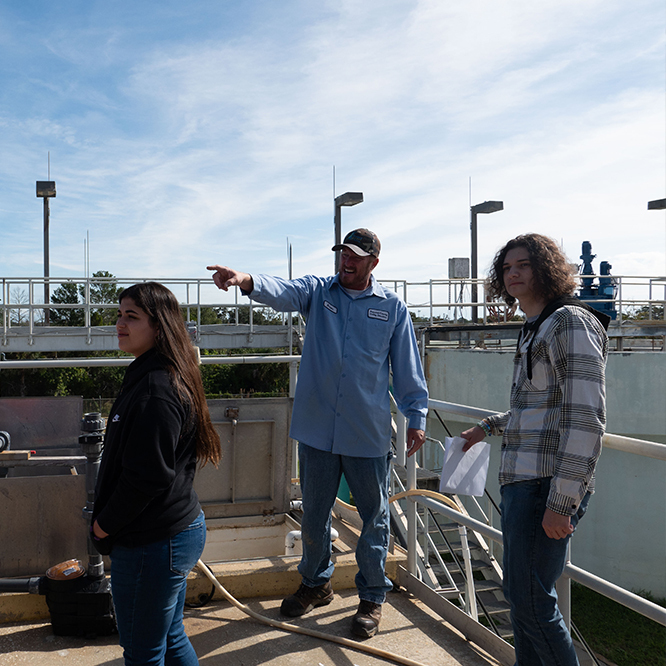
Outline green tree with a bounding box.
[0,351,126,402]
[180,307,223,325]
[50,282,84,326]
[81,271,121,325]
[624,304,665,321]
[217,306,284,325]
[200,356,289,397]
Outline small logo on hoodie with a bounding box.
[112,414,120,423]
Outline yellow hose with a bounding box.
[196,559,431,666]
[335,488,461,512]
[194,489,462,666]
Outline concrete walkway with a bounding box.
[0,587,503,666]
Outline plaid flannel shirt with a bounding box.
[485,305,608,516]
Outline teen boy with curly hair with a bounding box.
[462,233,609,666]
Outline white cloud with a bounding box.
[0,0,663,293]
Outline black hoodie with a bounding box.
[92,348,201,552]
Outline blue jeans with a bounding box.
[297,443,393,605]
[501,479,590,666]
[110,510,205,666]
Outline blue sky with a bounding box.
[1,0,665,293]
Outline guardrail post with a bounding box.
[398,411,418,577]
[459,524,478,620]
[289,360,299,479]
[2,279,6,342]
[28,280,34,343]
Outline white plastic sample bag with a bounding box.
[439,436,491,497]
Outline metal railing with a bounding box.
[393,401,666,630]
[379,274,665,326]
[1,274,664,342]
[0,276,297,344]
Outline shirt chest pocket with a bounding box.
[527,360,549,391]
[358,310,392,353]
[525,341,550,392]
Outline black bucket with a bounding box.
[40,574,116,637]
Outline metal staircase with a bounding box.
[389,465,514,642]
[423,505,513,640]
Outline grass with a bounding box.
[571,583,666,666]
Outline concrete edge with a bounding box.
[0,550,408,624]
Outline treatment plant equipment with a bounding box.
[0,412,115,636]
[577,240,618,320]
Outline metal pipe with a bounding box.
[0,577,41,594]
[334,204,342,273]
[0,354,303,370]
[470,209,478,323]
[43,198,50,326]
[428,399,666,461]
[566,564,666,626]
[458,525,478,620]
[285,527,338,556]
[79,412,106,579]
[405,417,418,578]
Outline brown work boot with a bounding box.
[280,581,334,617]
[350,599,382,638]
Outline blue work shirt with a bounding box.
[248,273,429,458]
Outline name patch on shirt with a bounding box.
[367,308,389,321]
[323,300,338,314]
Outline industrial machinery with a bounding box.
[0,413,116,636]
[578,240,617,320]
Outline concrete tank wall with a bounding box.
[0,475,88,577]
[425,348,666,598]
[0,396,293,578]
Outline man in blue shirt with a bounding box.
[208,229,428,637]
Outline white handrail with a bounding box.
[1,275,665,335]
[428,398,666,461]
[410,494,666,627]
[0,354,302,370]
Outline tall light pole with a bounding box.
[334,191,363,273]
[470,200,503,323]
[647,198,666,274]
[36,180,56,325]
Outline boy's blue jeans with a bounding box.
[501,478,590,666]
[297,442,394,605]
[110,510,205,665]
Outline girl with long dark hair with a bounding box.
[92,282,220,665]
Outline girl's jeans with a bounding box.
[110,510,205,665]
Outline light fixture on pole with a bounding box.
[470,200,503,323]
[334,191,364,273]
[647,198,666,274]
[36,180,56,325]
